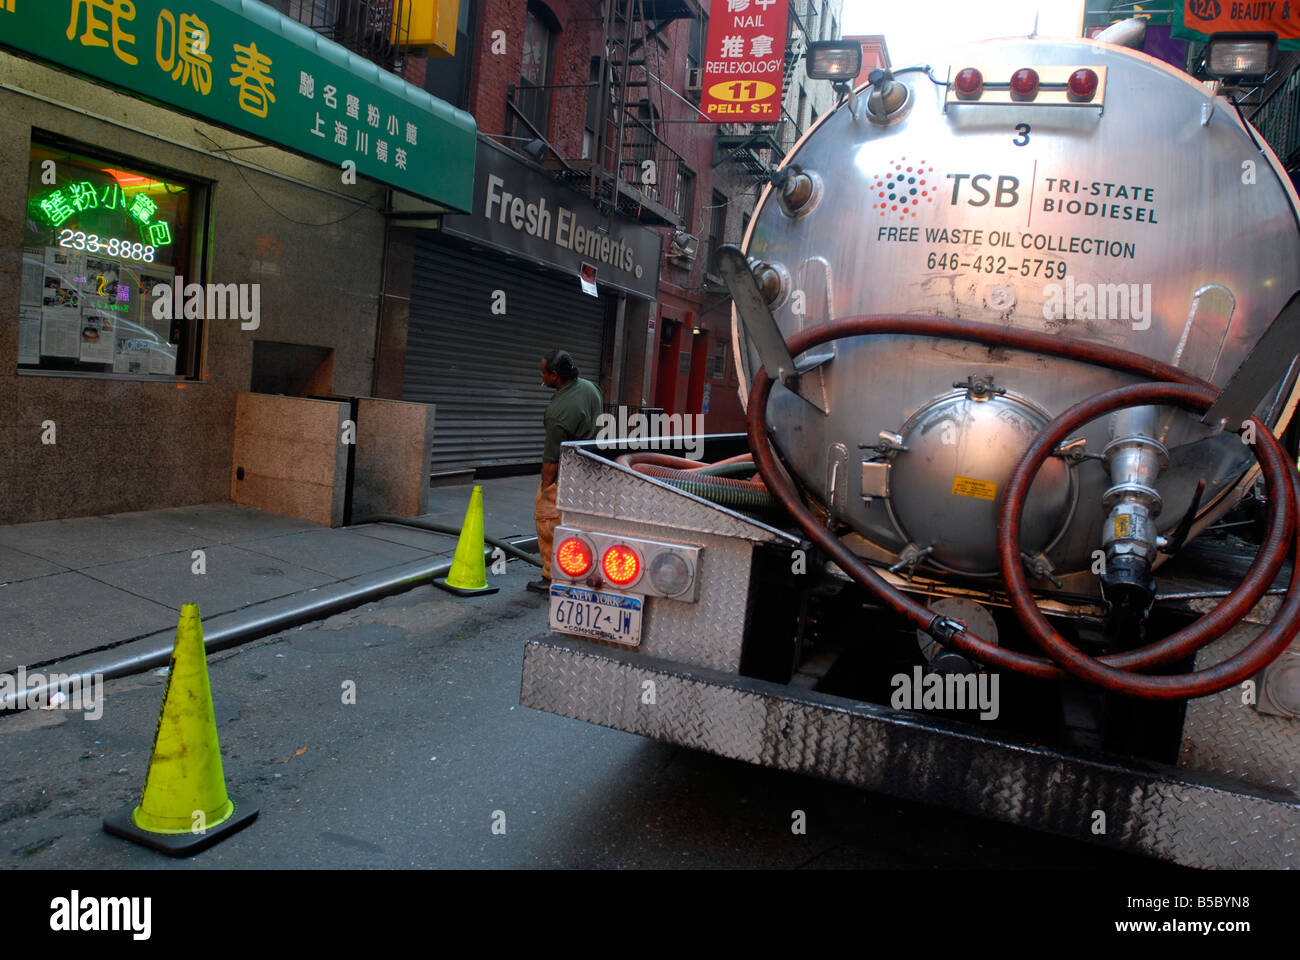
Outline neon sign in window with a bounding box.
[22,143,197,376]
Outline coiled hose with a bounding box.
[745,314,1300,700]
[616,452,778,512]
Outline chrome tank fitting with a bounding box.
[1099,406,1168,614]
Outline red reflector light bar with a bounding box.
[945,65,1106,109]
[1068,68,1099,101]
[1009,67,1039,100]
[953,67,983,99]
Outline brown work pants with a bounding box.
[534,481,559,579]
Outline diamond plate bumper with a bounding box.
[1180,622,1300,795]
[521,634,1300,869]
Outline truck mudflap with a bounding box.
[521,634,1300,870]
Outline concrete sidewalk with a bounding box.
[0,475,541,671]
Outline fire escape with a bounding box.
[712,0,808,181]
[1252,66,1300,174]
[276,0,413,75]
[580,0,706,227]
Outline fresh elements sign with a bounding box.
[0,0,476,209]
[441,139,662,300]
[698,0,789,123]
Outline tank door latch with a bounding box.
[1053,437,1104,464]
[953,375,1006,401]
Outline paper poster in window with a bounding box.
[113,337,152,375]
[114,262,151,327]
[134,264,176,343]
[19,306,42,365]
[42,249,82,319]
[79,311,116,365]
[149,343,178,376]
[40,310,80,358]
[22,248,45,307]
[81,256,123,312]
[41,248,82,357]
[44,246,85,282]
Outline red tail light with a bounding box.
[556,537,593,578]
[1009,68,1039,100]
[953,67,983,99]
[1067,68,1099,101]
[602,545,642,587]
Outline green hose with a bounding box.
[695,461,759,478]
[654,477,777,512]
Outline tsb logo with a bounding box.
[946,173,1021,207]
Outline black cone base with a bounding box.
[432,577,500,596]
[103,800,259,856]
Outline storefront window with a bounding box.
[21,142,199,377]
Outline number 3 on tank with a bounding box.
[1013,123,1030,146]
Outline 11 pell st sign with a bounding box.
[698,0,789,122]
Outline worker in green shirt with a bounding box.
[528,349,604,594]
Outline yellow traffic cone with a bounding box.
[433,485,500,596]
[103,603,257,855]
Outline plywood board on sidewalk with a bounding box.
[230,393,349,526]
[352,398,436,519]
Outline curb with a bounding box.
[0,537,539,713]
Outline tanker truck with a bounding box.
[519,27,1300,869]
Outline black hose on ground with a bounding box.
[354,514,543,567]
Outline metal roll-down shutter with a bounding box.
[404,235,607,473]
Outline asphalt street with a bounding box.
[0,560,1177,870]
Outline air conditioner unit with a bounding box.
[669,231,700,261]
[686,67,704,94]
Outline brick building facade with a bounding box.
[423,0,847,436]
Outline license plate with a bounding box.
[549,584,643,646]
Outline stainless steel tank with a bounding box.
[734,37,1300,597]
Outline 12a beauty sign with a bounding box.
[698,0,789,122]
[1175,0,1300,47]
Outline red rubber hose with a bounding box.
[616,452,756,471]
[618,451,766,490]
[744,314,1298,699]
[997,381,1300,699]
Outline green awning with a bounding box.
[1,0,476,211]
